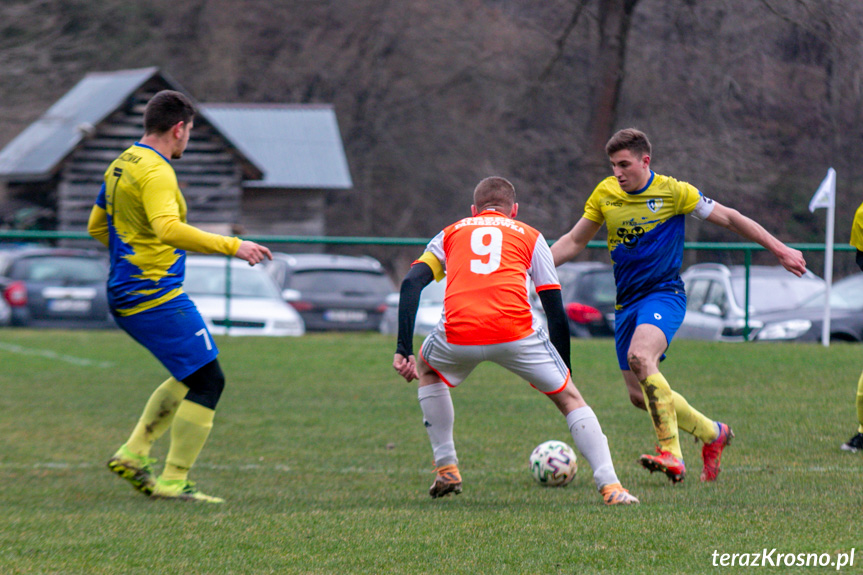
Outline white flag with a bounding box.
[809,167,836,212]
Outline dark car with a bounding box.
[556,262,617,338]
[752,272,863,343]
[0,247,114,328]
[264,253,395,331]
[678,263,825,341]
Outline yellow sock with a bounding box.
[125,377,189,456]
[672,391,718,444]
[855,370,863,434]
[161,400,215,481]
[640,373,682,459]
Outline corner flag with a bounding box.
[809,168,836,347]
[809,167,836,212]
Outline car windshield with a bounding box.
[731,275,824,313]
[801,274,863,310]
[289,270,393,296]
[185,264,281,298]
[10,256,105,283]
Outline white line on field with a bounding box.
[1,462,861,474]
[0,341,113,368]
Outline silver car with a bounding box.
[677,263,825,341]
[379,277,447,336]
[752,272,863,342]
[184,255,305,337]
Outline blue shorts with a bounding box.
[613,290,686,371]
[113,293,218,381]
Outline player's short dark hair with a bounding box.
[473,177,516,212]
[143,90,196,135]
[606,128,652,158]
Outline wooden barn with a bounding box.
[0,67,352,239]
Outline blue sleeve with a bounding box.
[95,183,106,209]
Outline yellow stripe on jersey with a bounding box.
[113,288,185,317]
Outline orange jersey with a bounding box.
[417,210,560,345]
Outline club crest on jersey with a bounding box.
[647,198,663,213]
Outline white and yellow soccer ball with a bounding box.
[529,440,578,487]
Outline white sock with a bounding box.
[418,382,457,466]
[566,406,619,490]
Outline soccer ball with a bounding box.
[529,440,578,487]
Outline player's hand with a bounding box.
[393,353,418,382]
[776,246,807,277]
[235,241,273,266]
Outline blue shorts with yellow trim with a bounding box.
[113,293,218,381]
[614,290,686,371]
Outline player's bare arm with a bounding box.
[550,217,602,267]
[705,202,807,277]
[235,240,273,266]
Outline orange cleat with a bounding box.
[599,482,639,505]
[429,464,462,498]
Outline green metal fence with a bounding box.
[0,230,853,340]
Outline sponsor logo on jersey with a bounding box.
[616,226,645,249]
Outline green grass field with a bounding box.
[1,330,861,574]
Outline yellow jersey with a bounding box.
[90,143,240,315]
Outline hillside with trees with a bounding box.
[2,0,862,274]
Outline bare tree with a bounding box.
[585,0,642,166]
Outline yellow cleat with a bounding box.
[599,482,640,505]
[151,478,224,503]
[107,445,157,496]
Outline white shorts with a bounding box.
[419,325,570,394]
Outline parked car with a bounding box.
[184,255,304,337]
[0,246,113,328]
[0,281,11,326]
[264,253,395,331]
[677,263,825,341]
[752,272,863,342]
[556,262,617,338]
[379,277,447,336]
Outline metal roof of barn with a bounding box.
[0,67,165,181]
[201,104,353,189]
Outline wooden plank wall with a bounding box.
[58,89,243,231]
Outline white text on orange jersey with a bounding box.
[453,217,525,234]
